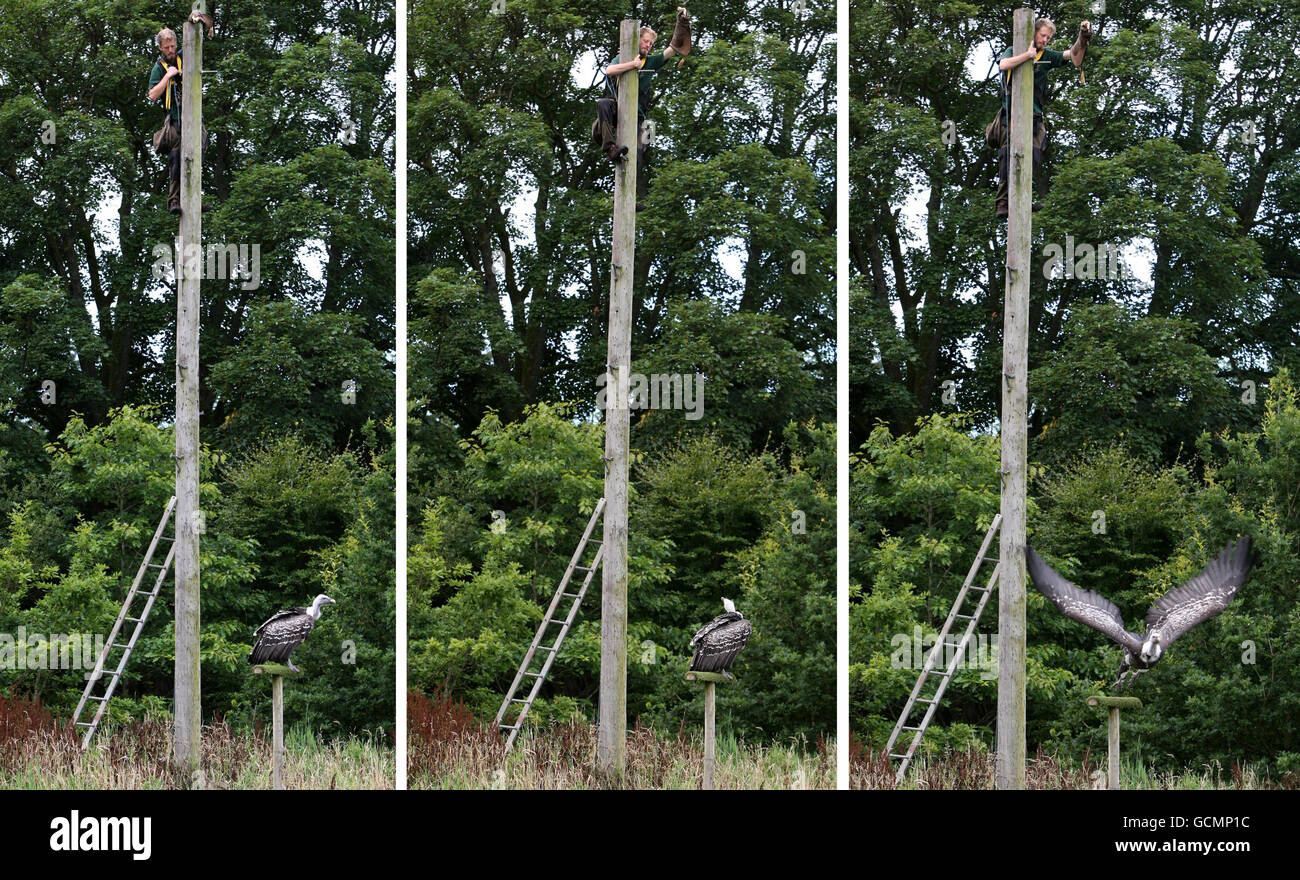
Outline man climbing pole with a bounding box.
[991,17,1089,219]
[147,11,214,215]
[593,8,692,204]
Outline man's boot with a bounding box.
[168,175,181,215]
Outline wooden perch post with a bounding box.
[174,16,204,779]
[254,664,301,789]
[686,671,734,790]
[996,6,1034,792]
[598,16,639,782]
[1087,696,1142,790]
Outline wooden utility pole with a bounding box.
[996,7,1033,791]
[597,17,638,781]
[174,18,204,778]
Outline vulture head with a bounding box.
[309,594,337,620]
[1140,631,1163,665]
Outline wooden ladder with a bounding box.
[493,498,605,752]
[885,513,1001,782]
[72,497,177,751]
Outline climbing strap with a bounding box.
[161,53,182,110]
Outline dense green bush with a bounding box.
[409,406,835,743]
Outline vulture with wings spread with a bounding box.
[1026,537,1253,689]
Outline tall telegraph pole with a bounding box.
[174,17,204,777]
[996,6,1033,791]
[597,17,639,780]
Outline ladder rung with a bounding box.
[927,669,950,676]
[146,563,166,570]
[124,617,143,623]
[575,566,592,572]
[75,722,93,727]
[510,698,528,703]
[538,645,557,652]
[954,614,976,620]
[561,592,581,598]
[916,698,936,704]
[888,753,909,760]
[902,726,921,731]
[111,643,131,649]
[499,724,520,731]
[524,671,543,677]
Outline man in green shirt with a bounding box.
[993,17,1090,219]
[147,12,210,215]
[593,21,685,201]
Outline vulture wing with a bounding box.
[1144,537,1252,648]
[690,611,739,650]
[689,618,752,673]
[249,607,313,665]
[252,607,302,640]
[1026,547,1144,654]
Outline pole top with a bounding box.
[1087,695,1142,709]
[686,671,736,685]
[252,663,301,678]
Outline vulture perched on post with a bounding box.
[689,598,752,676]
[1026,537,1253,689]
[669,7,692,68]
[248,594,336,672]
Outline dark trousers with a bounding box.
[995,112,1046,209]
[594,97,648,197]
[166,120,208,206]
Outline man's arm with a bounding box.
[147,65,176,103]
[998,47,1038,72]
[605,57,642,76]
[1063,20,1091,68]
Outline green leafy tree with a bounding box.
[409,0,834,446]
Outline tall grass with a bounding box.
[848,734,1300,790]
[0,692,393,789]
[409,690,834,790]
